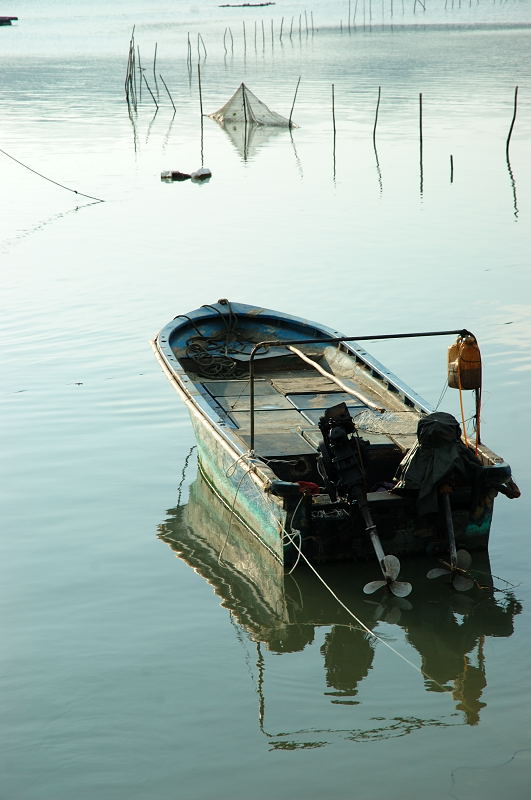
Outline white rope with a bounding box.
[219,450,257,564]
[218,464,450,691]
[434,377,449,411]
[281,525,443,683]
[282,493,306,575]
[218,466,253,564]
[225,449,254,477]
[287,344,384,412]
[286,530,302,575]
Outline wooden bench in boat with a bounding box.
[202,373,421,487]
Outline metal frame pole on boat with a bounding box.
[248,328,471,451]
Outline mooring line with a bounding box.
[217,454,478,708]
[218,454,256,564]
[0,146,105,203]
[281,524,448,688]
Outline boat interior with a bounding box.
[166,303,501,497]
[198,365,421,492]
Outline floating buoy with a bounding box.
[190,167,212,183]
[160,170,191,182]
[448,335,482,390]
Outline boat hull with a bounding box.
[153,300,514,570]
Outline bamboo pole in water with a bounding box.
[142,73,158,110]
[289,76,301,129]
[506,86,518,158]
[198,63,205,167]
[187,33,192,71]
[198,62,204,118]
[373,85,381,146]
[153,42,159,98]
[159,74,176,113]
[198,32,207,58]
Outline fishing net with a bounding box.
[209,83,293,127]
[355,409,420,436]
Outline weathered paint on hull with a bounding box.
[189,412,286,565]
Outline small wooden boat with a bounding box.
[152,300,519,595]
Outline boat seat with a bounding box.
[214,393,294,413]
[229,408,309,432]
[202,378,276,397]
[237,431,317,458]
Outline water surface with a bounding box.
[1,2,531,798]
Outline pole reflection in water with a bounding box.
[506,152,519,220]
[158,466,521,743]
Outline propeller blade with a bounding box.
[453,573,475,592]
[456,549,472,570]
[427,567,450,579]
[390,580,413,598]
[363,580,387,595]
[382,554,401,581]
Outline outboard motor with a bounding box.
[317,403,369,504]
[317,403,412,597]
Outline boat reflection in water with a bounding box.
[158,468,521,739]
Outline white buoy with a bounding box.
[190,167,212,183]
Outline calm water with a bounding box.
[2,2,531,798]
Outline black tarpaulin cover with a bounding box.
[394,411,481,515]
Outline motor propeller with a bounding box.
[362,529,412,598]
[427,490,474,591]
